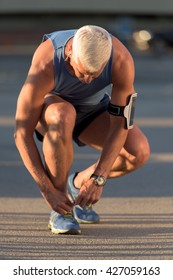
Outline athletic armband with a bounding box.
[107,92,138,129]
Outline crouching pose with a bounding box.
[14,25,150,234]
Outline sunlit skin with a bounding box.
[14,32,150,214]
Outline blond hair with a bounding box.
[72,25,112,73]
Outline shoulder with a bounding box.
[32,39,54,73]
[25,39,54,93]
[111,36,135,85]
[111,35,134,64]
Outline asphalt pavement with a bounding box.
[0,43,173,260]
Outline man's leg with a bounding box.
[36,94,81,234]
[73,110,150,187]
[66,110,149,224]
[36,94,76,191]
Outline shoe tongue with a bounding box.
[84,206,92,211]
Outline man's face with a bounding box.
[70,56,106,84]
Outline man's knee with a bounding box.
[135,138,150,167]
[45,102,76,140]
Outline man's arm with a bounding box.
[94,37,135,177]
[75,37,135,206]
[14,40,74,214]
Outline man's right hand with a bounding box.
[41,187,74,214]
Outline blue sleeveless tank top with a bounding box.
[43,30,113,105]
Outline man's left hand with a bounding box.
[74,178,103,207]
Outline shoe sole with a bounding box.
[74,216,100,224]
[48,222,81,235]
[73,209,100,224]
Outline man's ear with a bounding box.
[69,44,72,52]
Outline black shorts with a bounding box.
[35,94,110,147]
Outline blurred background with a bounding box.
[0,0,173,260]
[0,0,173,198]
[0,0,173,55]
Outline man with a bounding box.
[14,25,150,235]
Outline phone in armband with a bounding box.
[124,92,138,129]
[107,92,138,129]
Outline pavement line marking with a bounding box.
[1,116,173,127]
[149,153,173,162]
[0,45,36,56]
[136,118,173,127]
[0,117,15,126]
[74,153,173,163]
[0,161,22,166]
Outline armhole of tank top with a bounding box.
[110,47,114,83]
[52,47,62,90]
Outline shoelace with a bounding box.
[64,212,73,220]
[84,205,92,212]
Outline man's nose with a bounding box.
[84,75,93,84]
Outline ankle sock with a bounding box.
[71,172,80,197]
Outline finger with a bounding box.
[92,199,99,205]
[54,208,67,215]
[79,198,89,207]
[66,199,75,207]
[75,195,85,206]
[84,195,98,207]
[54,200,74,214]
[62,193,75,206]
[75,188,87,205]
[75,182,99,206]
[53,206,72,215]
[78,193,94,207]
